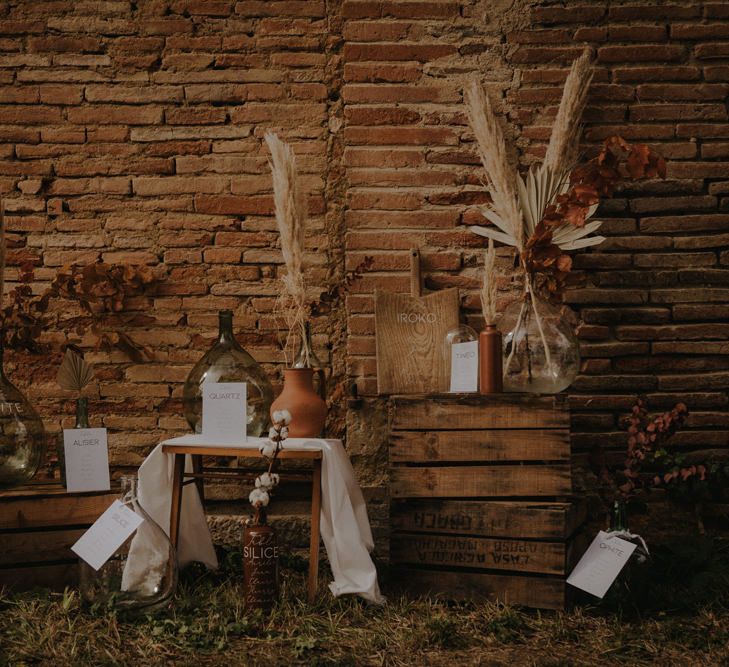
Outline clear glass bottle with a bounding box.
[500,288,580,393]
[183,310,274,437]
[79,475,178,615]
[0,346,46,488]
[57,397,89,487]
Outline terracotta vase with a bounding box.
[243,508,279,611]
[479,324,503,394]
[270,368,327,438]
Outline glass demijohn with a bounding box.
[500,290,580,394]
[79,475,178,615]
[183,310,274,437]
[0,346,46,488]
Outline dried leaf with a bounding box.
[56,347,94,393]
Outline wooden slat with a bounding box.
[391,394,568,430]
[392,568,566,610]
[0,491,116,530]
[390,500,586,539]
[161,445,322,459]
[391,534,568,575]
[391,465,572,498]
[0,563,78,592]
[0,528,86,566]
[390,430,569,463]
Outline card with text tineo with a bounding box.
[567,530,637,598]
[449,340,479,393]
[71,500,144,571]
[63,427,111,493]
[202,381,247,443]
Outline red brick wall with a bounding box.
[343,0,729,488]
[2,1,729,497]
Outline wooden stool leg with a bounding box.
[191,454,205,502]
[307,458,322,603]
[169,453,185,550]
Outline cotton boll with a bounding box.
[249,488,270,507]
[279,426,289,440]
[279,410,292,425]
[257,472,277,489]
[259,441,276,458]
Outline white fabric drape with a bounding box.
[135,435,384,604]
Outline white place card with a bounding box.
[63,427,111,493]
[202,381,247,443]
[71,500,144,571]
[449,340,479,393]
[567,530,637,598]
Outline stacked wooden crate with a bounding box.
[0,483,117,591]
[389,394,585,610]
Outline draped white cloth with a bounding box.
[135,435,384,604]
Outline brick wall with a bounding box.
[2,0,729,524]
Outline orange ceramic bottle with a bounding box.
[479,324,503,394]
[270,368,327,437]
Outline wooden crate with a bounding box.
[0,482,117,591]
[389,394,585,610]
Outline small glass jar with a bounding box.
[79,475,178,615]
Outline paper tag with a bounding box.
[63,427,110,493]
[449,340,478,393]
[567,530,637,598]
[202,381,247,443]
[71,500,144,571]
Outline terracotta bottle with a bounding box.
[479,324,503,394]
[270,368,327,438]
[243,507,279,611]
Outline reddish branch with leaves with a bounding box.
[524,136,667,297]
[2,261,161,360]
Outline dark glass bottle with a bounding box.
[0,345,46,488]
[243,506,279,611]
[58,397,89,486]
[183,310,274,437]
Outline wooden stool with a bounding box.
[162,444,323,603]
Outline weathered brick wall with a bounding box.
[2,1,729,533]
[0,0,340,472]
[342,0,729,509]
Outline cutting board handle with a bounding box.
[410,248,421,297]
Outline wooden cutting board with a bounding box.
[375,249,459,394]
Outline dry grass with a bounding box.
[1,551,728,667]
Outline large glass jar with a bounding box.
[500,287,580,394]
[0,346,46,488]
[79,475,178,615]
[183,310,274,437]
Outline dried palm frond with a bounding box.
[465,79,524,251]
[480,240,498,325]
[471,163,604,251]
[544,47,594,176]
[57,347,94,394]
[264,132,310,365]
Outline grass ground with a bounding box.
[2,546,729,667]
